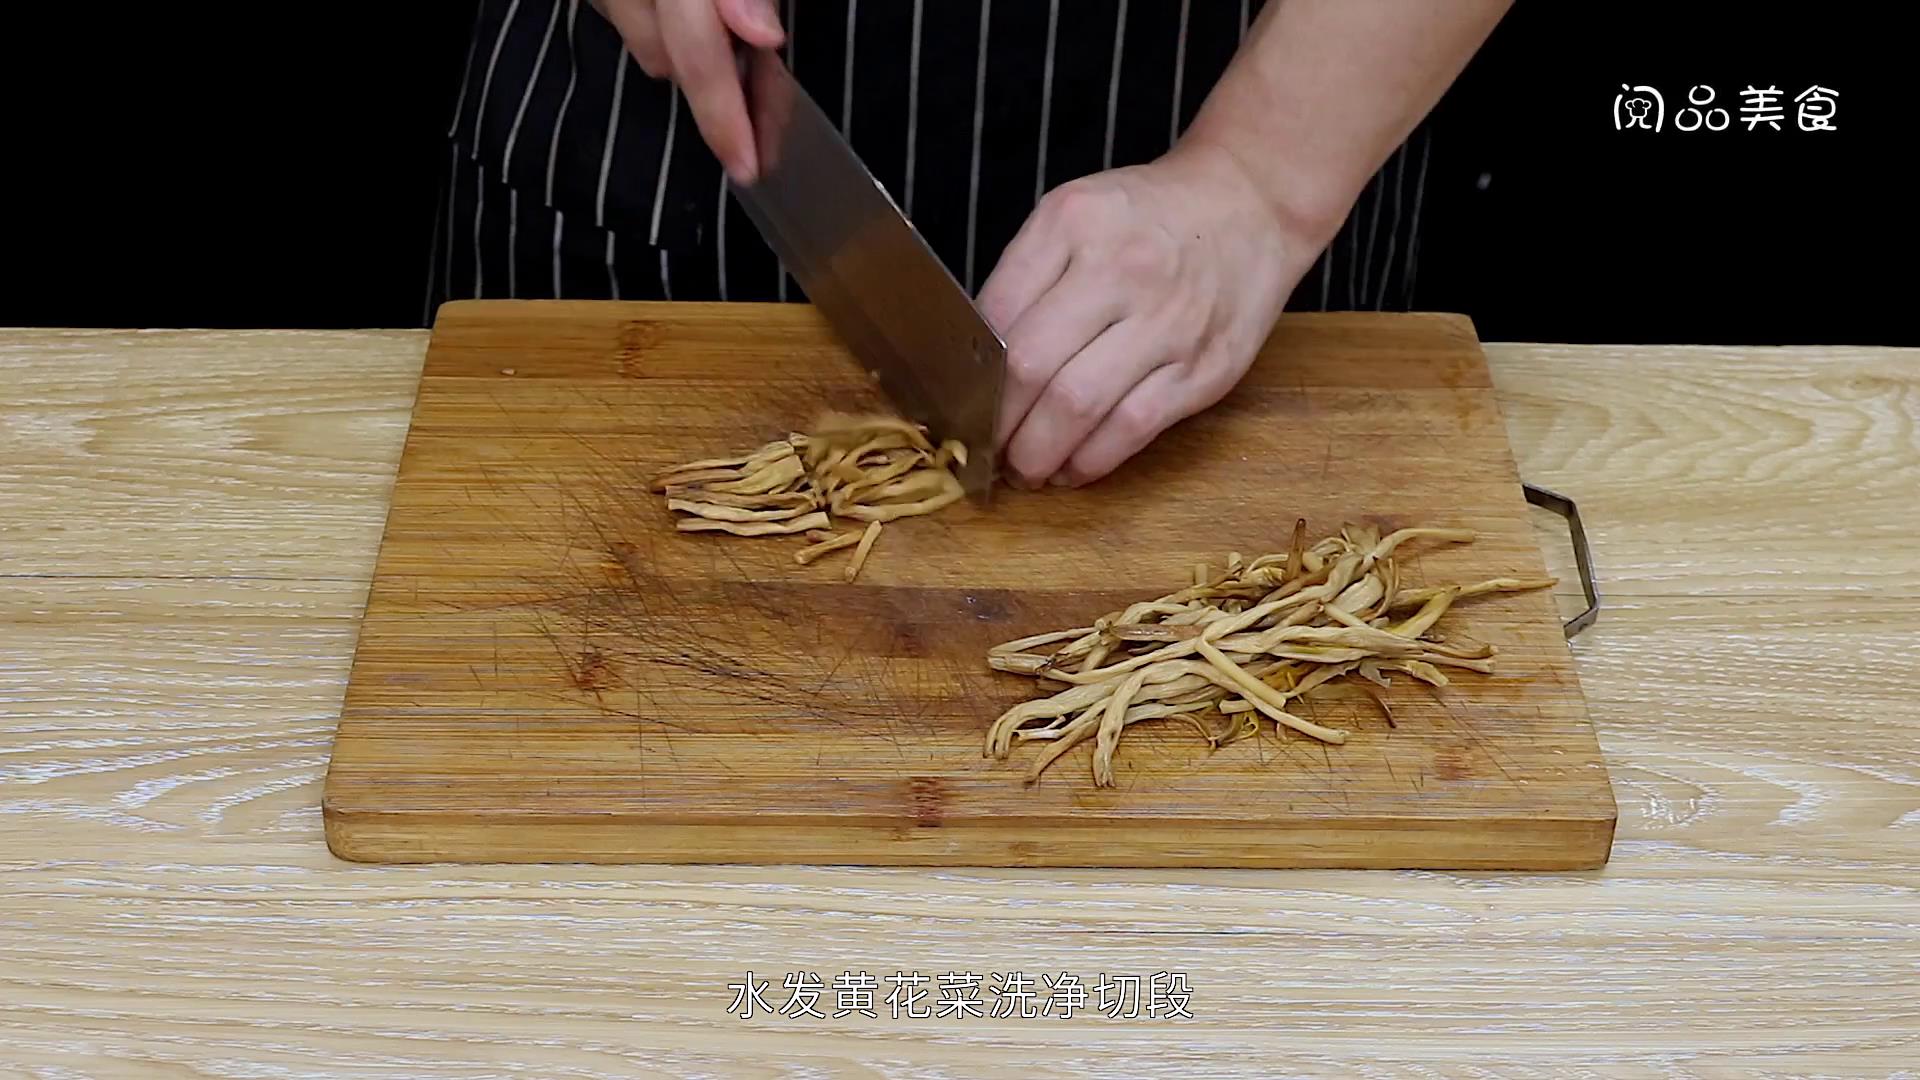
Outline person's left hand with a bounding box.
[977,141,1318,489]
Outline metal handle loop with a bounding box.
[1523,483,1599,639]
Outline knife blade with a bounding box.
[728,46,1006,501]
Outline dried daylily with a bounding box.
[1387,577,1557,611]
[794,531,861,565]
[658,412,966,579]
[664,498,817,523]
[676,512,830,536]
[984,522,1557,786]
[844,521,883,582]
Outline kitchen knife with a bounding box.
[728,46,1007,501]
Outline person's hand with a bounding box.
[977,141,1317,489]
[590,0,785,183]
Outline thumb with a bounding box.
[716,0,785,48]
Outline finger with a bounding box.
[975,208,1068,338]
[994,264,1122,458]
[716,0,786,48]
[1004,320,1167,487]
[598,1,672,77]
[658,0,759,182]
[1053,364,1203,488]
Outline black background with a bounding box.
[1418,1,1904,346]
[1,2,1905,345]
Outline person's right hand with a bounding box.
[589,0,786,183]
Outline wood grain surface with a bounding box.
[3,323,1918,1075]
[326,302,1613,868]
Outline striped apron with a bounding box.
[429,0,1434,315]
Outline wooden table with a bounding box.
[3,326,1916,1075]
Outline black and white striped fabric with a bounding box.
[428,0,1433,316]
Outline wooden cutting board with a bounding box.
[323,301,1615,868]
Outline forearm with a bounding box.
[1178,0,1512,251]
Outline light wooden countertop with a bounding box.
[2,326,1916,1075]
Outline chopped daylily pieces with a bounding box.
[654,413,964,581]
